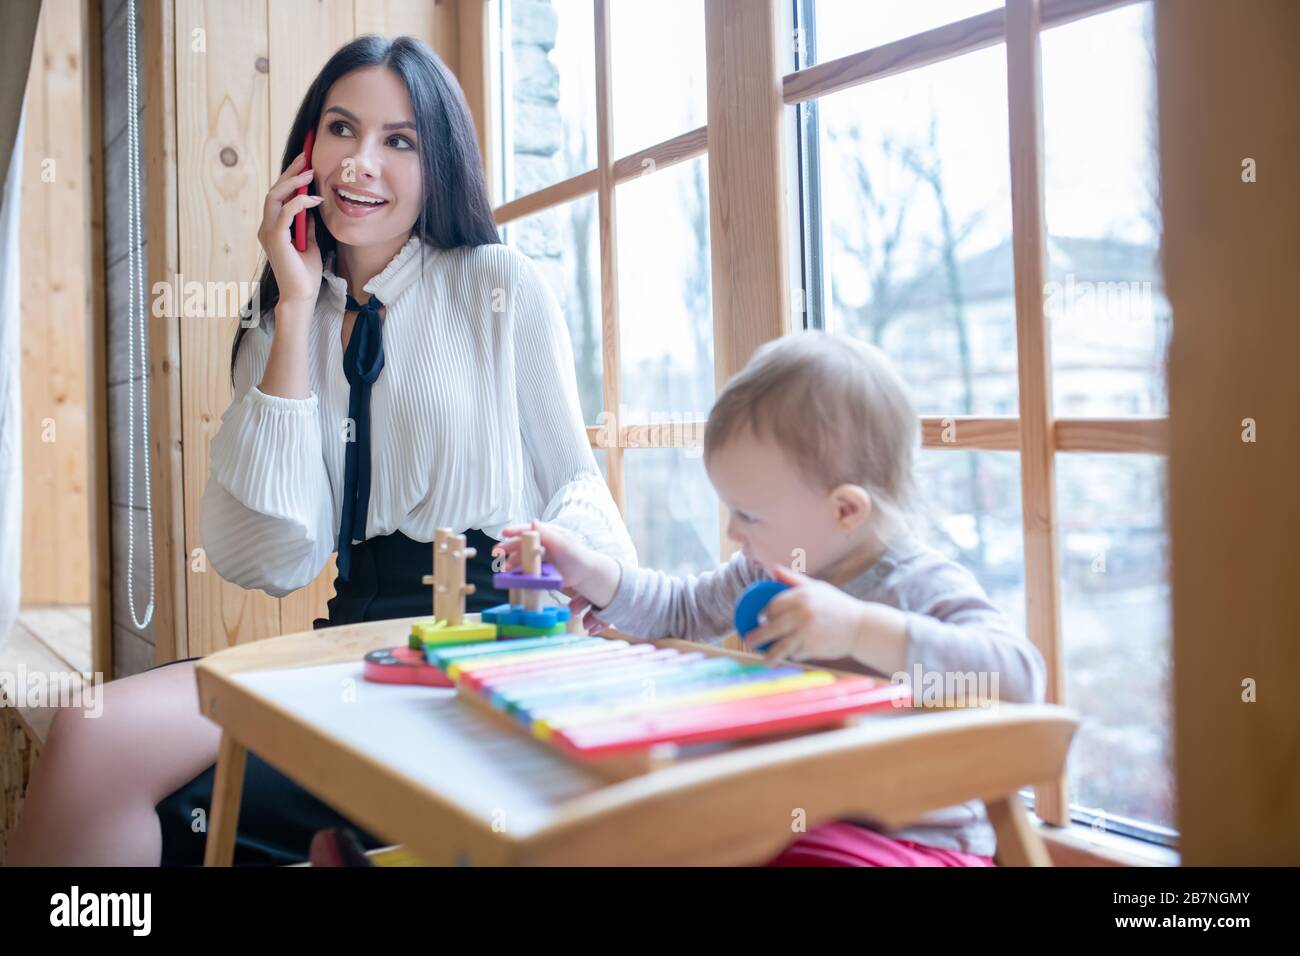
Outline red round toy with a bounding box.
[363,647,453,687]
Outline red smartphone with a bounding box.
[294,128,316,252]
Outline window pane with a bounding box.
[914,450,1026,636]
[1058,453,1172,830]
[815,46,1018,416]
[1042,2,1169,417]
[503,196,604,425]
[616,156,715,422]
[610,0,707,158]
[496,0,597,201]
[624,448,720,578]
[809,0,1002,66]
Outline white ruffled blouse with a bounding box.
[200,235,637,598]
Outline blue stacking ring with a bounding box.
[734,580,790,651]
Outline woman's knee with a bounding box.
[38,662,221,805]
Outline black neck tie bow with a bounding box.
[336,291,386,582]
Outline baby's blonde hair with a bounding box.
[704,330,920,538]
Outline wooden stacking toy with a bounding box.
[483,529,572,637]
[363,527,504,687]
[411,528,497,646]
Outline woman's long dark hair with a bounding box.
[230,34,500,384]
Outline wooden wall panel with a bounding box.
[356,0,459,70]
[19,4,52,605]
[1160,0,1300,865]
[267,0,354,174]
[20,0,91,607]
[175,0,279,654]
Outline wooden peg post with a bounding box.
[424,527,454,621]
[521,530,543,611]
[447,533,476,626]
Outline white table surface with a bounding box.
[233,659,608,837]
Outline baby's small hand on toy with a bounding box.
[492,520,578,574]
[490,521,620,611]
[743,564,871,663]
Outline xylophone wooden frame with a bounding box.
[195,615,1077,867]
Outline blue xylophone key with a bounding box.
[485,648,678,709]
[474,644,658,694]
[523,664,808,728]
[517,660,778,720]
[492,649,704,705]
[492,651,699,719]
[501,650,733,702]
[509,661,777,725]
[498,652,714,711]
[502,654,722,723]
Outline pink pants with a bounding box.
[764,821,997,867]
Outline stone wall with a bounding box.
[100,0,156,678]
[506,0,566,295]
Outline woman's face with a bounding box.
[312,66,423,247]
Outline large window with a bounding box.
[793,0,1172,845]
[488,0,1173,851]
[1041,3,1169,417]
[492,0,717,577]
[815,43,1017,418]
[493,0,596,202]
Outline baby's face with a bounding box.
[705,430,856,579]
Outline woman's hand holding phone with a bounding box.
[259,146,324,309]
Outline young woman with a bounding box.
[7,35,635,866]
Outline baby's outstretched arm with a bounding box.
[494,521,762,642]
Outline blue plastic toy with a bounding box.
[482,602,571,629]
[734,579,790,651]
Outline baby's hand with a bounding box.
[743,564,903,666]
[490,521,621,614]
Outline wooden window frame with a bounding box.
[477,0,1169,838]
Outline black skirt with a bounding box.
[152,528,508,866]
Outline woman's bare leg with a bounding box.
[5,661,222,866]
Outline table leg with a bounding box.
[985,793,1053,867]
[203,732,247,867]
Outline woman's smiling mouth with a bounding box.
[332,185,390,216]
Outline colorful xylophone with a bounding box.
[425,634,910,767]
[366,541,911,774]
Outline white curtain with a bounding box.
[0,112,23,647]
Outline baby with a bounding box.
[493,330,1046,866]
